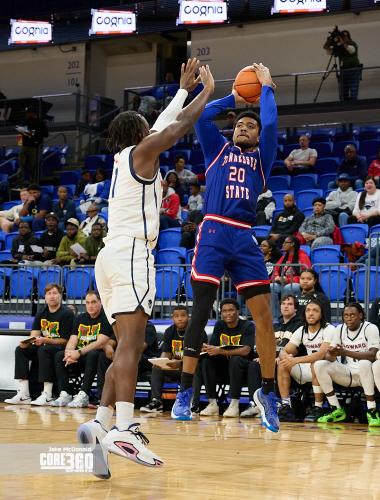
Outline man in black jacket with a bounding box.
[39,213,64,264]
[269,194,305,247]
[11,221,43,264]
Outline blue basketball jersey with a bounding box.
[194,86,278,225]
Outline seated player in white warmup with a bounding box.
[76,59,215,479]
[315,303,380,426]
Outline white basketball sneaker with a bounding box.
[31,392,54,406]
[4,391,31,405]
[200,402,219,416]
[51,391,73,407]
[77,419,110,480]
[68,391,89,408]
[102,423,163,468]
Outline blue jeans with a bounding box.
[270,282,301,323]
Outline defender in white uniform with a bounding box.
[77,59,215,479]
[277,300,335,422]
[315,302,380,426]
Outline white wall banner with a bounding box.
[177,0,228,25]
[8,19,52,45]
[89,9,136,36]
[272,0,327,14]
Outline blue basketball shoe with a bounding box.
[171,387,193,421]
[254,388,280,433]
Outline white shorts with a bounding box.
[290,363,312,385]
[95,237,156,324]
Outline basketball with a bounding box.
[233,66,262,103]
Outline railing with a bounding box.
[0,254,379,322]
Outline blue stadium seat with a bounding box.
[357,126,380,141]
[10,269,34,299]
[296,189,323,211]
[311,245,341,266]
[59,170,80,185]
[313,142,332,158]
[291,174,317,192]
[40,185,54,197]
[300,245,311,257]
[271,208,283,221]
[65,268,92,299]
[369,224,380,236]
[184,271,193,300]
[156,248,186,265]
[0,250,12,261]
[159,152,169,164]
[319,266,349,301]
[340,224,369,244]
[0,268,6,296]
[5,232,18,251]
[186,249,194,264]
[319,173,337,191]
[360,140,380,158]
[283,144,299,158]
[168,149,191,165]
[303,207,314,217]
[36,267,62,297]
[158,228,182,249]
[191,164,205,176]
[267,175,290,191]
[181,210,189,222]
[315,157,340,175]
[252,226,271,238]
[272,190,293,209]
[332,140,359,158]
[0,201,19,210]
[160,166,169,177]
[311,129,335,142]
[85,155,106,170]
[353,267,380,301]
[190,150,205,165]
[155,268,181,300]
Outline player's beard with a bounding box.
[234,137,258,152]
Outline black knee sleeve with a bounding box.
[183,281,218,358]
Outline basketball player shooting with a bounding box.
[77,59,215,478]
[171,63,280,433]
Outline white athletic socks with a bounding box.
[327,394,340,409]
[282,397,291,406]
[367,400,376,410]
[19,379,29,397]
[96,405,114,431]
[116,401,135,430]
[43,382,53,398]
[314,401,323,408]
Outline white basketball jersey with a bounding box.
[104,146,162,246]
[290,324,335,355]
[332,322,380,370]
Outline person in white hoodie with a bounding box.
[348,176,380,227]
[0,188,29,232]
[325,173,357,226]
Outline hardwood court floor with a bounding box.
[0,404,379,500]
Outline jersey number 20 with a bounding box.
[228,166,246,183]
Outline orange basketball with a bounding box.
[233,66,262,103]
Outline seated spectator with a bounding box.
[165,171,185,205]
[0,188,29,233]
[260,239,282,280]
[39,213,65,264]
[269,194,305,247]
[160,179,181,230]
[274,295,303,353]
[297,269,331,322]
[325,173,357,226]
[79,167,110,214]
[348,176,380,227]
[270,236,311,323]
[368,148,380,186]
[315,303,380,426]
[299,197,334,248]
[200,299,256,418]
[167,154,197,191]
[18,184,52,231]
[140,306,205,414]
[52,291,113,407]
[56,218,87,265]
[52,186,77,228]
[10,221,43,265]
[277,300,334,422]
[75,169,93,198]
[72,222,105,265]
[255,187,275,226]
[98,321,159,400]
[4,284,75,405]
[284,135,318,175]
[187,182,203,212]
[79,204,107,237]
[331,144,367,190]
[180,210,204,249]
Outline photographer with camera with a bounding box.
[323,28,361,101]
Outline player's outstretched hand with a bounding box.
[180,58,201,93]
[252,63,276,89]
[199,64,215,95]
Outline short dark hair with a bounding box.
[175,154,186,163]
[280,294,299,308]
[172,305,189,314]
[19,220,32,230]
[359,176,377,210]
[220,298,240,311]
[86,290,101,301]
[45,283,63,295]
[27,183,41,191]
[343,302,365,321]
[234,111,262,133]
[107,110,149,152]
[302,299,327,328]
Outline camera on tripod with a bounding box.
[326,26,343,55]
